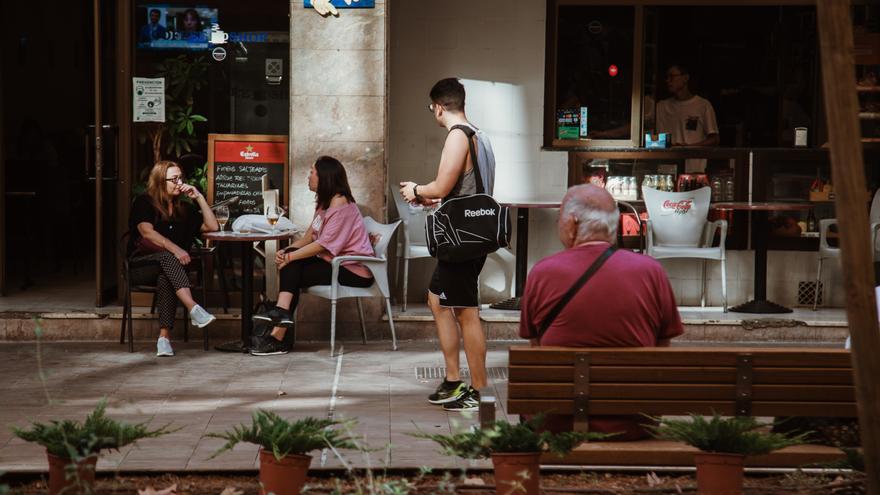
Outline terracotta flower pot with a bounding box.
[491,452,541,495]
[258,449,311,495]
[46,452,98,495]
[693,452,745,495]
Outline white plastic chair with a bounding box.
[643,186,728,312]
[390,185,432,311]
[304,217,401,356]
[813,190,880,310]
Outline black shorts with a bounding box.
[428,256,487,308]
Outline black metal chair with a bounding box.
[119,232,210,352]
[617,200,646,253]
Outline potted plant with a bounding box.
[647,413,808,495]
[11,399,173,495]
[413,416,604,495]
[207,410,358,495]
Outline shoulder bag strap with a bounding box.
[450,124,484,195]
[536,246,617,344]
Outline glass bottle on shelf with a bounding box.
[724,176,735,201]
[806,209,818,233]
[711,176,723,200]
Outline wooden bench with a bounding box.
[481,346,856,468]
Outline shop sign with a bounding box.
[212,46,227,62]
[133,77,165,123]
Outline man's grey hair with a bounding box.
[561,189,619,241]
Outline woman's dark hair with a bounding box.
[314,156,355,210]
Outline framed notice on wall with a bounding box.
[207,134,289,219]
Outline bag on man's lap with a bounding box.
[425,125,510,262]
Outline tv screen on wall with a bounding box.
[137,5,219,51]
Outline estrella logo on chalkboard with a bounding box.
[239,145,260,160]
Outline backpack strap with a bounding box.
[535,246,617,344]
[450,124,484,195]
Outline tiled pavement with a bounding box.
[0,341,513,473]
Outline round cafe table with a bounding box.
[490,200,562,311]
[203,230,297,352]
[711,202,814,314]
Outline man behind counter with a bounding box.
[656,63,719,172]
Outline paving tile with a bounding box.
[0,342,511,471]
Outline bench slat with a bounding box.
[508,399,858,417]
[509,383,856,402]
[509,365,854,385]
[540,440,847,467]
[510,346,852,368]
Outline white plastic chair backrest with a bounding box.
[363,216,400,260]
[390,185,429,248]
[870,189,880,224]
[643,186,711,247]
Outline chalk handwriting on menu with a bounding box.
[214,162,281,215]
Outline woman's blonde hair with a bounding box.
[146,160,186,220]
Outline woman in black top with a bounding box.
[129,160,219,357]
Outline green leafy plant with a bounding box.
[646,412,808,456]
[207,410,358,461]
[141,54,209,163]
[11,399,175,459]
[822,448,865,472]
[411,415,609,459]
[187,161,208,193]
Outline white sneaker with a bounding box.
[156,337,174,357]
[190,304,216,328]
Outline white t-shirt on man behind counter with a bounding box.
[656,95,719,173]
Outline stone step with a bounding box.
[0,306,849,346]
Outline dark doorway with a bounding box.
[1,0,120,306]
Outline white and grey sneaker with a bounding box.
[190,304,216,328]
[156,336,174,357]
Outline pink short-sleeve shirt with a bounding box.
[310,202,375,279]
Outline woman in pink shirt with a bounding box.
[250,156,375,355]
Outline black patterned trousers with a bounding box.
[130,251,191,330]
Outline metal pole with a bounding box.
[93,0,104,306]
[817,1,880,491]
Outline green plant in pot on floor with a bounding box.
[647,413,808,495]
[11,399,174,495]
[207,410,358,495]
[413,416,606,495]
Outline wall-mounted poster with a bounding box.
[207,134,288,220]
[133,77,165,122]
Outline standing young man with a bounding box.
[399,78,496,412]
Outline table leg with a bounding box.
[240,241,254,342]
[729,210,793,314]
[489,207,528,311]
[214,242,255,352]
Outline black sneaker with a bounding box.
[249,334,291,356]
[428,380,468,405]
[252,307,294,328]
[442,387,480,412]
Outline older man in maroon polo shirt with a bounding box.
[519,184,684,439]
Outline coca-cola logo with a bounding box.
[661,199,693,215]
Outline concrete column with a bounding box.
[289,1,387,222]
[289,1,388,341]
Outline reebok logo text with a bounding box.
[464,208,496,218]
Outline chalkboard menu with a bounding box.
[207,134,289,218]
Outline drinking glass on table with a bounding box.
[265,205,284,231]
[215,205,230,232]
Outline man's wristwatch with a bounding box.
[413,184,423,202]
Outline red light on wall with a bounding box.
[608,65,619,77]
